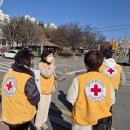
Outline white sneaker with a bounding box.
[42,123,48,129]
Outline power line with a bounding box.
[100,28,130,32]
[105,36,130,39]
[97,24,130,30]
[102,24,130,41]
[105,35,130,37]
[105,37,130,39]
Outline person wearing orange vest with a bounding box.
[99,49,126,128]
[2,50,40,130]
[67,51,115,130]
[100,49,126,92]
[35,50,55,130]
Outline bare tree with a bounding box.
[46,22,83,51]
[64,23,83,51]
[2,17,19,47]
[46,23,106,52]
[81,24,106,50]
[2,17,44,48]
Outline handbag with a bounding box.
[93,116,112,130]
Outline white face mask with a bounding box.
[46,56,53,63]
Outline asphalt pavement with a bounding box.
[0,56,130,130]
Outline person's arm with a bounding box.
[38,63,55,78]
[67,77,78,106]
[120,68,126,86]
[110,84,115,106]
[24,78,40,106]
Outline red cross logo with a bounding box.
[6,82,12,91]
[91,84,101,96]
[107,68,114,74]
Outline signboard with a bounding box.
[112,44,118,50]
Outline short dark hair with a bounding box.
[102,49,113,59]
[14,50,33,67]
[84,51,104,70]
[41,50,54,63]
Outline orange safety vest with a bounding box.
[38,62,54,94]
[99,64,122,91]
[72,72,111,126]
[2,70,36,125]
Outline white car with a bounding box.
[2,50,18,59]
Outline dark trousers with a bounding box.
[8,122,30,130]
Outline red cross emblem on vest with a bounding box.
[6,82,13,91]
[91,84,101,96]
[107,68,114,74]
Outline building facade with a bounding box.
[0,10,9,37]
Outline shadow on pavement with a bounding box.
[58,90,72,112]
[49,102,64,130]
[49,103,71,130]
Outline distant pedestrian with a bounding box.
[99,49,126,127]
[2,50,40,130]
[67,50,115,130]
[100,49,126,92]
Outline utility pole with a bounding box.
[0,0,4,7]
[124,24,129,57]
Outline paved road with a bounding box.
[0,56,130,130]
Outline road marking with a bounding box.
[0,66,10,73]
[0,61,13,64]
[0,69,7,73]
[0,62,12,73]
[0,64,12,68]
[56,64,75,67]
[66,69,86,75]
[0,66,10,70]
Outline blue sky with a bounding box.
[1,0,130,40]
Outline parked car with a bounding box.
[2,50,18,59]
[83,49,89,55]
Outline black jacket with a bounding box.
[11,63,40,106]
